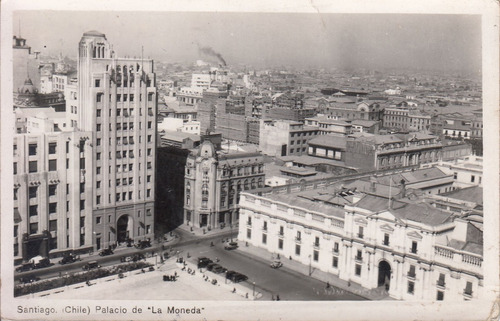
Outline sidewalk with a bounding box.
[176,222,239,239]
[235,241,393,301]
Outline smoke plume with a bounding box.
[198,44,226,66]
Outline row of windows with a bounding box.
[96,92,154,103]
[96,188,152,205]
[95,175,151,190]
[290,131,316,138]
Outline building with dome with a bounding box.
[184,140,264,229]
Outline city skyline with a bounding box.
[14,11,481,74]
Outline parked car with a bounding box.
[135,240,151,249]
[132,253,145,262]
[59,253,79,265]
[224,242,238,250]
[19,274,40,284]
[16,262,34,273]
[206,263,219,271]
[99,248,114,256]
[270,260,283,269]
[31,256,51,269]
[197,257,213,268]
[82,261,101,271]
[212,265,227,274]
[225,270,237,279]
[228,272,248,283]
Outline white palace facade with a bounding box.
[238,180,483,301]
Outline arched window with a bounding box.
[258,178,263,188]
[93,46,97,58]
[244,179,249,190]
[251,178,256,189]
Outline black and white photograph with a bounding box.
[1,0,498,320]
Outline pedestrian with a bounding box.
[276,294,280,301]
[326,282,330,289]
[347,281,351,287]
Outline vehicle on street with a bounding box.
[197,257,213,268]
[206,262,218,271]
[82,261,101,271]
[135,240,151,249]
[31,256,51,269]
[99,248,114,256]
[15,262,34,273]
[225,271,248,283]
[212,265,227,274]
[19,274,40,284]
[132,253,145,262]
[224,242,238,250]
[270,260,283,269]
[59,253,79,265]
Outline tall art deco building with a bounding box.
[13,31,157,262]
[77,31,157,250]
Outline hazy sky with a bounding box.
[14,11,481,72]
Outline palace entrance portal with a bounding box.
[378,260,391,289]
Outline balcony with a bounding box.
[313,242,320,249]
[332,248,339,255]
[407,272,416,280]
[355,256,363,263]
[295,237,301,244]
[463,290,473,298]
[436,280,446,289]
[357,233,364,239]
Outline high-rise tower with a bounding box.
[78,31,157,249]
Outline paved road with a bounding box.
[16,228,365,301]
[173,235,365,301]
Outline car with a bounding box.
[15,262,34,273]
[82,261,101,271]
[224,242,238,250]
[212,265,227,274]
[19,274,40,284]
[33,258,51,269]
[59,254,78,265]
[270,260,283,269]
[229,272,248,283]
[206,263,219,271]
[132,253,145,262]
[197,257,213,268]
[225,270,237,278]
[135,240,151,249]
[99,248,114,256]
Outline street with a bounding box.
[15,228,365,301]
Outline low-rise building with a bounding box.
[259,120,319,157]
[238,175,483,301]
[345,132,442,171]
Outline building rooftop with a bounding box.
[308,135,347,149]
[441,186,483,205]
[350,119,379,127]
[160,130,200,143]
[264,193,346,219]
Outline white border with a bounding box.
[1,0,498,320]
